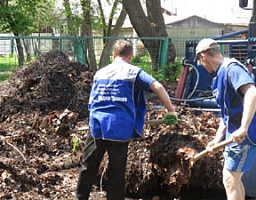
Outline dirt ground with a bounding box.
[0,50,228,200]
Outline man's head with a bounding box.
[195,38,222,72]
[113,40,133,60]
[195,38,220,61]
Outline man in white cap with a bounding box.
[195,38,256,200]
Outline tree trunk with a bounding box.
[98,8,127,68]
[80,0,97,71]
[63,0,76,35]
[13,33,25,67]
[123,0,176,71]
[23,38,31,62]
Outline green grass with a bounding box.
[0,72,12,81]
[0,63,17,71]
[0,56,19,81]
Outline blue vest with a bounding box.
[88,60,146,141]
[211,58,256,144]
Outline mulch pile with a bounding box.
[0,50,225,200]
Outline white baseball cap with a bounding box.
[194,38,219,61]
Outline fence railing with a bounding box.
[0,34,249,76]
[0,35,171,69]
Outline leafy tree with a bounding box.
[61,0,126,70]
[62,0,83,35]
[79,0,126,70]
[96,0,127,68]
[0,0,54,66]
[61,0,175,71]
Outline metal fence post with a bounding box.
[11,38,14,55]
[77,38,85,64]
[158,37,169,69]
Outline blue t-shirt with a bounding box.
[212,58,256,144]
[135,70,155,91]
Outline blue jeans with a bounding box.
[76,133,128,200]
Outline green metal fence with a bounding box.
[0,34,244,80]
[0,35,171,69]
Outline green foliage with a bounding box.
[0,0,55,35]
[132,55,182,82]
[91,0,122,33]
[162,58,183,81]
[62,0,83,35]
[71,136,80,153]
[132,54,150,63]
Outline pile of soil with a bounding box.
[0,50,225,200]
[0,50,93,199]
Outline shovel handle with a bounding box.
[145,113,178,125]
[192,138,233,163]
[144,119,165,125]
[66,126,89,133]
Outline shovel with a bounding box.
[144,119,165,124]
[190,137,233,167]
[145,113,178,125]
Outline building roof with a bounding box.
[166,15,225,28]
[166,15,248,28]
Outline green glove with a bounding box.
[164,112,178,125]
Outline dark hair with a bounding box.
[113,40,133,57]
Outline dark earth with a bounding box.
[0,50,229,199]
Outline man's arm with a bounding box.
[149,80,175,112]
[232,83,256,143]
[207,119,226,153]
[214,119,226,143]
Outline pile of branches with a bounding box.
[0,50,225,200]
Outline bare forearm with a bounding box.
[214,119,226,142]
[150,81,175,112]
[241,84,256,131]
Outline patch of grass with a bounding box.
[0,55,18,71]
[0,72,12,81]
[0,55,19,81]
[0,63,17,72]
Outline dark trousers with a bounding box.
[76,133,128,200]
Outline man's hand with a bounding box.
[164,112,178,125]
[206,140,219,156]
[232,127,247,144]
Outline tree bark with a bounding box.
[13,33,25,67]
[80,0,97,71]
[98,8,127,68]
[123,0,176,71]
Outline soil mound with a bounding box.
[0,51,225,199]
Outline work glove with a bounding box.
[164,112,178,125]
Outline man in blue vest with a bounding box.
[75,40,177,200]
[195,38,256,200]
